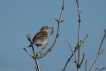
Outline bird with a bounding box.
[28,26,52,51]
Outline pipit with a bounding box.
[28,26,52,51]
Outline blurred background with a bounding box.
[0,0,106,71]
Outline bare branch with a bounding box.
[89,30,106,71]
[24,0,65,71]
[78,46,81,66]
[23,48,33,57]
[39,43,48,52]
[80,53,85,65]
[76,1,82,70]
[67,40,77,63]
[95,68,98,71]
[24,0,66,71]
[82,34,88,44]
[77,53,84,69]
[34,59,40,71]
[76,0,81,44]
[36,0,65,59]
[26,34,40,71]
[26,34,35,54]
[98,67,106,71]
[85,59,87,71]
[62,47,78,71]
[99,30,106,52]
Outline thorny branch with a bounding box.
[89,30,106,71]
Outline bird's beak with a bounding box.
[48,27,53,35]
[48,27,53,30]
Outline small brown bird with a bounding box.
[28,26,52,50]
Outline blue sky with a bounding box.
[0,0,106,71]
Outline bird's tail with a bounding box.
[28,42,35,47]
[28,44,32,47]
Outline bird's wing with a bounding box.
[33,31,48,42]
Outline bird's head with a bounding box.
[40,26,52,31]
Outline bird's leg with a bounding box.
[38,43,48,56]
[35,46,39,56]
[44,43,48,48]
[37,46,38,53]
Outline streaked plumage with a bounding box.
[28,26,52,47]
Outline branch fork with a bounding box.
[23,0,65,71]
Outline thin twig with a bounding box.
[39,43,48,52]
[26,34,40,71]
[67,40,77,63]
[95,68,98,71]
[23,48,33,57]
[76,0,81,44]
[98,67,106,71]
[77,67,80,71]
[36,0,65,59]
[85,59,87,71]
[82,34,88,44]
[77,53,84,69]
[78,47,80,69]
[34,59,40,71]
[62,47,78,71]
[89,30,106,71]
[26,34,35,53]
[80,53,85,65]
[76,1,82,70]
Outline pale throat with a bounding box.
[41,30,48,32]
